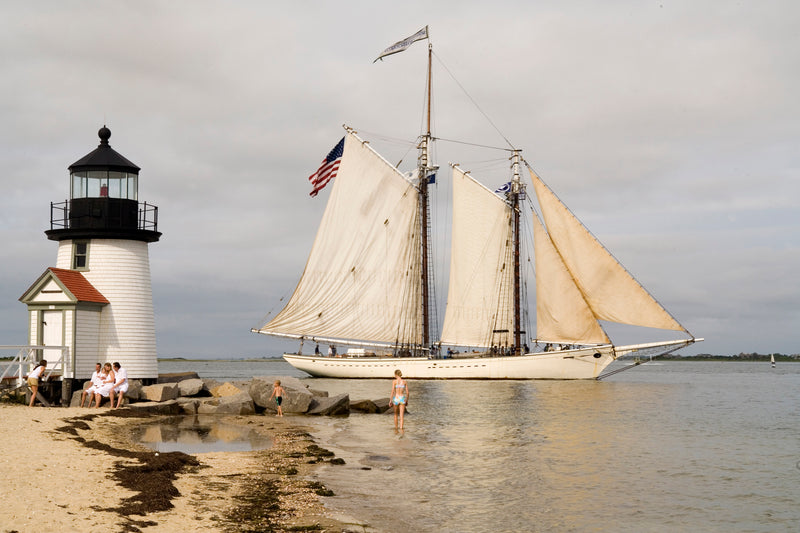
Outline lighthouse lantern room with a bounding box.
[20,126,161,390]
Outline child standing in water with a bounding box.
[390,369,409,430]
[269,380,285,417]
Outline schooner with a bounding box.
[252,28,701,379]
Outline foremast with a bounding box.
[510,150,523,354]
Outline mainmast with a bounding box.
[511,150,522,353]
[417,42,434,348]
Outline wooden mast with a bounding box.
[418,42,433,349]
[511,150,522,353]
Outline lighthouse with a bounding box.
[20,126,161,389]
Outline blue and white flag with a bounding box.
[495,182,511,194]
[374,26,429,63]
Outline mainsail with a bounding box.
[256,132,424,345]
[529,167,688,340]
[440,166,515,347]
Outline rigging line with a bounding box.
[434,136,514,152]
[350,128,418,149]
[432,50,517,151]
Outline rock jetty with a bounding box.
[69,373,392,417]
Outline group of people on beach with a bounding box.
[78,362,129,408]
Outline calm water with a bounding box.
[157,359,800,532]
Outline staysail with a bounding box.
[256,132,423,345]
[533,213,611,344]
[529,167,688,337]
[440,166,515,348]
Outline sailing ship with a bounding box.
[252,28,701,379]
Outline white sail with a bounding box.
[440,166,515,347]
[257,132,423,344]
[529,168,686,333]
[533,214,611,344]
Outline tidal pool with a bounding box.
[132,415,273,454]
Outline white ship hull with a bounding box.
[284,346,617,380]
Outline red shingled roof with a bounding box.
[48,268,109,304]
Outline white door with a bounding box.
[41,310,64,363]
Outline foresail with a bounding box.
[257,132,423,345]
[529,168,686,333]
[533,215,611,344]
[440,166,515,347]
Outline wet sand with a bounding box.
[0,404,371,532]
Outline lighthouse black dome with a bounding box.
[46,125,160,244]
[68,126,140,174]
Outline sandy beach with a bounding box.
[0,404,367,533]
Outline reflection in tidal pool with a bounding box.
[133,415,273,454]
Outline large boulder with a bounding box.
[140,383,180,402]
[351,399,380,413]
[127,399,183,415]
[307,393,350,416]
[177,397,199,415]
[69,389,84,408]
[177,378,205,397]
[253,375,307,391]
[249,377,313,414]
[209,382,245,398]
[197,392,255,415]
[158,372,199,384]
[373,397,392,413]
[125,380,143,401]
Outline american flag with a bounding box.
[308,137,345,197]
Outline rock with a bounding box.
[350,399,380,413]
[210,382,244,398]
[125,380,143,401]
[176,397,199,415]
[140,383,180,402]
[177,378,205,397]
[197,392,255,415]
[69,389,84,407]
[307,393,350,416]
[253,375,308,391]
[373,397,392,413]
[158,371,199,384]
[127,399,183,415]
[249,377,313,414]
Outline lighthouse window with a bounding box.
[70,171,138,200]
[127,174,138,200]
[73,241,88,270]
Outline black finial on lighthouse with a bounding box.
[98,125,111,145]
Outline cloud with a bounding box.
[2,0,798,358]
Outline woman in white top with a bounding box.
[27,360,47,407]
[93,363,115,408]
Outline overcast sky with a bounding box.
[2,0,798,358]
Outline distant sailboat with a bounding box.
[252,28,702,379]
[771,354,776,368]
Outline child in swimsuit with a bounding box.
[269,380,285,417]
[390,369,409,430]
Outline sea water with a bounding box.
[157,359,800,532]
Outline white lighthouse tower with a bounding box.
[22,126,161,388]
